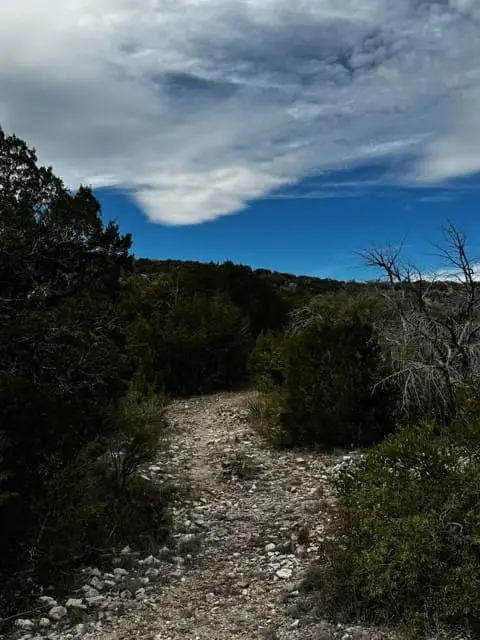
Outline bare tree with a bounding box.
[362,223,480,426]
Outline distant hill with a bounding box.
[133,257,366,301]
[132,257,466,310]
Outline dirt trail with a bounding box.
[11,392,398,640]
[111,391,387,640]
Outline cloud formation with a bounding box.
[1,0,480,224]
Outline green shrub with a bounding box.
[308,419,480,636]
[27,389,172,586]
[120,275,252,396]
[248,331,288,391]
[105,387,169,490]
[247,391,288,447]
[0,128,133,587]
[255,294,397,449]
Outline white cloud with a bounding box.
[425,266,480,282]
[1,0,480,224]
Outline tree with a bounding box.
[362,223,480,426]
[0,127,133,576]
[119,272,251,396]
[252,292,396,448]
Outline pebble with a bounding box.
[276,567,293,580]
[90,576,105,590]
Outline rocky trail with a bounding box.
[6,391,399,640]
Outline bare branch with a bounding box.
[363,222,480,425]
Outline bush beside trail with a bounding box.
[304,415,480,637]
[0,128,173,616]
[249,293,397,450]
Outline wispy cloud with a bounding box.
[425,266,480,282]
[265,189,366,200]
[416,194,454,203]
[2,0,480,225]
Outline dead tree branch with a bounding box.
[362,223,480,426]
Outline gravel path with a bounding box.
[108,391,393,640]
[7,391,402,640]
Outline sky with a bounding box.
[2,0,480,279]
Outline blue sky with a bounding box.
[97,161,480,280]
[2,0,480,279]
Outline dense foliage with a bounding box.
[248,330,287,391]
[249,294,397,448]
[308,413,480,636]
[123,253,351,397]
[0,129,170,608]
[133,257,356,308]
[120,271,252,396]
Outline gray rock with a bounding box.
[177,533,201,554]
[85,595,105,607]
[276,567,293,580]
[38,595,57,608]
[90,576,104,590]
[171,568,184,578]
[39,618,51,628]
[103,579,116,588]
[74,623,87,636]
[65,598,86,610]
[14,619,34,631]
[149,465,162,473]
[48,605,68,621]
[81,586,99,598]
